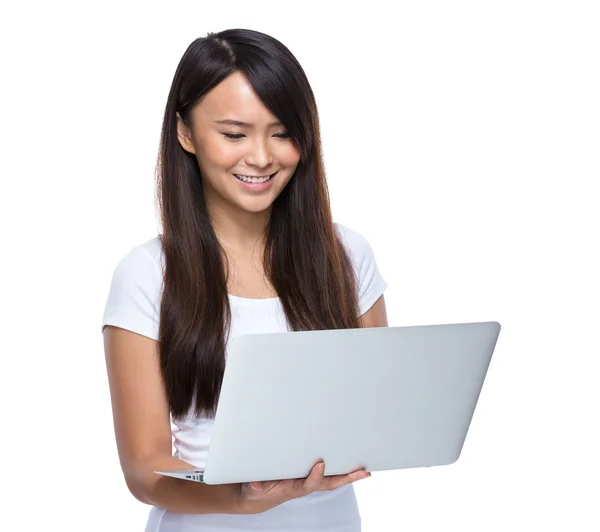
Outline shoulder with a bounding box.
[115,235,163,271]
[334,222,373,257]
[108,236,164,290]
[334,222,388,315]
[334,222,381,274]
[102,235,163,340]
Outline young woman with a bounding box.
[102,28,388,531]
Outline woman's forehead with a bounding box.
[194,72,280,126]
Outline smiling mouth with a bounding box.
[234,172,277,184]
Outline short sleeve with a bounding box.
[101,240,163,341]
[335,223,388,316]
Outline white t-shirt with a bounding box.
[101,222,387,532]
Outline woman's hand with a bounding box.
[238,462,370,514]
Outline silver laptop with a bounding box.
[156,321,501,485]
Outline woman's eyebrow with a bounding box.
[214,119,283,127]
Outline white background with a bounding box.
[1,1,599,530]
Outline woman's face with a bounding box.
[176,71,301,215]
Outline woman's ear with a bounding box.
[176,112,196,154]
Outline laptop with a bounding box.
[156,321,501,485]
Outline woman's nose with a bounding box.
[244,138,273,169]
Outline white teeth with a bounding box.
[235,174,273,183]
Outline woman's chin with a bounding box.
[231,196,277,215]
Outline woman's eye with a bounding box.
[222,132,290,140]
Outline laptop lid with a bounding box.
[194,321,500,484]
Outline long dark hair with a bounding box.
[156,29,360,419]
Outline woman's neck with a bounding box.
[206,200,270,254]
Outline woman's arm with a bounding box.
[359,294,388,328]
[103,325,250,515]
[103,293,386,515]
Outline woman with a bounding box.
[102,28,388,531]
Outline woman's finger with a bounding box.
[248,481,264,492]
[320,469,370,491]
[302,462,326,492]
